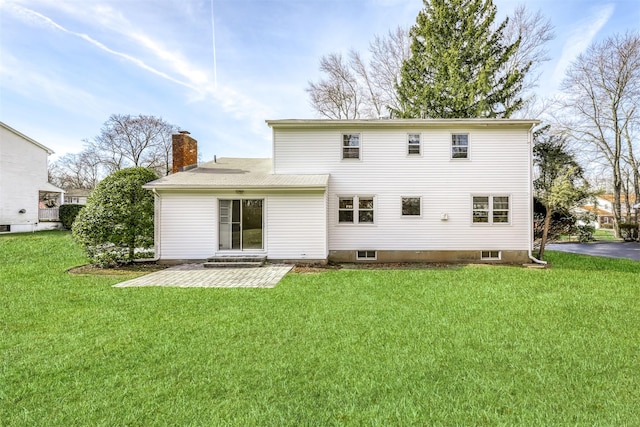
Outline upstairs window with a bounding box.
[452,134,469,159]
[342,134,360,159]
[473,195,510,224]
[408,133,421,155]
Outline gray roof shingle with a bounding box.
[144,158,329,190]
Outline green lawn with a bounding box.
[2,231,640,425]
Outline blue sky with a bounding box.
[1,0,638,162]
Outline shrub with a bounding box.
[72,167,158,266]
[59,204,85,229]
[619,223,639,242]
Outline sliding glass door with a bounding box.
[219,199,263,251]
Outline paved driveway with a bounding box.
[114,263,293,288]
[547,241,640,261]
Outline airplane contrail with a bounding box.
[211,0,218,90]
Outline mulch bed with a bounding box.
[67,262,169,276]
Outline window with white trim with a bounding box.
[357,250,377,260]
[481,250,501,260]
[452,134,469,159]
[407,133,421,155]
[401,197,421,216]
[338,197,354,223]
[338,196,375,224]
[472,195,510,224]
[342,133,360,159]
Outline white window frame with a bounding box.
[342,133,361,160]
[338,197,355,224]
[401,196,422,217]
[472,195,510,225]
[480,250,501,260]
[338,195,375,225]
[451,133,469,159]
[407,133,421,156]
[356,250,377,260]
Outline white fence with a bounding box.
[39,208,60,221]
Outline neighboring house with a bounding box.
[583,194,639,228]
[145,119,539,264]
[64,188,91,205]
[0,121,65,233]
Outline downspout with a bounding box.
[527,126,547,265]
[151,188,161,262]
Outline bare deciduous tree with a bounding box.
[306,26,410,119]
[87,114,178,176]
[50,149,102,190]
[49,114,179,191]
[307,53,363,119]
[557,32,640,234]
[502,4,555,116]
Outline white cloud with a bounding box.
[3,1,274,137]
[552,3,615,85]
[0,52,101,115]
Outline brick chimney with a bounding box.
[172,131,198,173]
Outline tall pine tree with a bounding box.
[392,0,528,118]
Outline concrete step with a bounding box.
[207,255,266,264]
[204,261,264,269]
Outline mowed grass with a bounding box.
[2,232,640,425]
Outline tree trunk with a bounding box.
[538,209,552,260]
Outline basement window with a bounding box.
[0,225,10,232]
[357,250,377,260]
[481,250,501,261]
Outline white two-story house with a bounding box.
[0,121,64,233]
[145,119,539,264]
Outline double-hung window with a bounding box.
[339,196,374,224]
[408,133,421,155]
[452,134,469,159]
[342,133,360,159]
[472,195,510,224]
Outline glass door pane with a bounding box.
[219,200,241,250]
[242,200,263,250]
[219,199,263,251]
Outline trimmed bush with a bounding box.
[72,167,158,266]
[59,204,85,229]
[619,223,639,242]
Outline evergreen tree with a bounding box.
[533,127,591,260]
[72,167,158,266]
[392,0,527,118]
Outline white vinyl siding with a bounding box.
[0,124,51,229]
[274,126,531,252]
[157,191,327,261]
[157,193,217,259]
[266,193,327,260]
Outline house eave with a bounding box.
[0,121,55,155]
[143,184,327,192]
[266,118,541,130]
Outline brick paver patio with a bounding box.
[113,263,293,288]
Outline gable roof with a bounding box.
[599,194,637,204]
[144,158,329,190]
[0,121,54,155]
